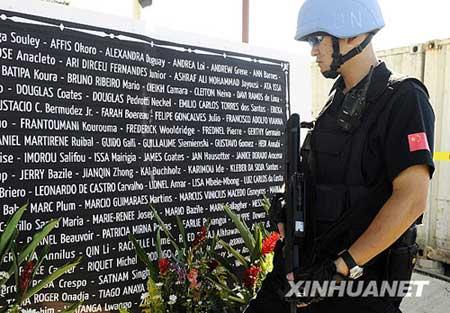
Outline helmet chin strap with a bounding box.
[322,34,374,79]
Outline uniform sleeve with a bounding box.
[384,81,435,182]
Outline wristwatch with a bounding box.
[339,250,364,279]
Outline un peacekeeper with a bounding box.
[244,0,435,312]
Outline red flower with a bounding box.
[208,259,219,272]
[262,232,280,255]
[192,226,208,247]
[20,260,35,296]
[158,258,170,275]
[243,266,261,288]
[187,268,200,289]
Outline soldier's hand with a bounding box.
[277,222,285,239]
[291,258,337,283]
[285,259,338,306]
[286,272,310,308]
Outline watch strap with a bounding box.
[339,250,358,270]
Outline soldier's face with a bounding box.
[310,35,335,74]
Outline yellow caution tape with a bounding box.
[434,152,450,161]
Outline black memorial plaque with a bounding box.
[0,9,289,312]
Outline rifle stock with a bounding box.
[284,114,306,311]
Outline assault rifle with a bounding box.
[284,114,308,312]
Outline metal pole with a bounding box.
[242,0,249,43]
[133,0,142,20]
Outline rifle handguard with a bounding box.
[269,193,286,227]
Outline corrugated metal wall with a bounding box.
[310,39,450,264]
[422,39,450,264]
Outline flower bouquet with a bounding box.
[219,199,280,304]
[129,207,245,313]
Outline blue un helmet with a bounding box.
[295,0,385,78]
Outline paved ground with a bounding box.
[401,272,450,313]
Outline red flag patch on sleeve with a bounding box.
[408,132,430,152]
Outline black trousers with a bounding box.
[244,273,403,313]
[245,294,402,313]
[243,241,404,313]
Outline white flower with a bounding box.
[168,295,177,305]
[21,309,39,313]
[155,282,163,288]
[0,271,10,281]
[140,292,149,300]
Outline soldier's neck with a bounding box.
[341,53,378,94]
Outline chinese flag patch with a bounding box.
[408,132,430,152]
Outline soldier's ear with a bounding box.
[345,36,358,45]
[346,35,367,48]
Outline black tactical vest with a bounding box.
[301,74,428,263]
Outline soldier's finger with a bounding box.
[297,303,309,308]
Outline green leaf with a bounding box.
[175,215,187,251]
[1,304,19,313]
[260,222,270,238]
[211,253,239,283]
[155,229,162,260]
[0,203,27,259]
[227,295,247,305]
[262,195,271,214]
[147,277,164,312]
[208,234,218,259]
[128,234,158,282]
[150,206,183,260]
[11,238,20,304]
[211,233,218,249]
[204,218,211,231]
[31,245,50,283]
[18,218,60,264]
[251,225,262,262]
[23,257,81,302]
[60,301,84,313]
[206,276,235,293]
[223,205,255,252]
[218,239,248,267]
[0,228,16,271]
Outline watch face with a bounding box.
[349,266,364,279]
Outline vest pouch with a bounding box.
[314,184,349,252]
[313,185,380,260]
[313,130,349,154]
[312,130,352,181]
[315,184,348,222]
[347,185,370,210]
